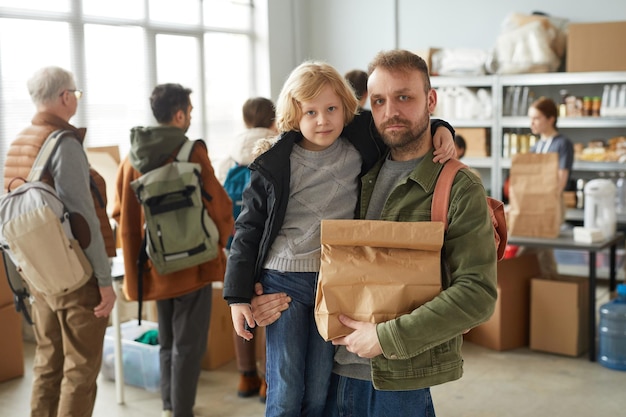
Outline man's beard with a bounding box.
[378,113,430,152]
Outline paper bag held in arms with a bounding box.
[314,219,444,341]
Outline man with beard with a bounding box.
[113,83,233,417]
[324,49,497,416]
[252,50,498,417]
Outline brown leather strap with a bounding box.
[431,159,467,229]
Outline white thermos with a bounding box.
[584,179,617,239]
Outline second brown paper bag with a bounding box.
[314,219,443,341]
[508,152,561,238]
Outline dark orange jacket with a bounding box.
[113,140,233,301]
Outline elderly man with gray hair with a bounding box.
[3,66,115,417]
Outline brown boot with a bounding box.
[259,378,267,403]
[237,373,261,398]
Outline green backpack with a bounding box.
[131,140,219,277]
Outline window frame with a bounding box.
[0,0,261,179]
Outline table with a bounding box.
[507,231,625,362]
[110,252,158,404]
[110,255,126,405]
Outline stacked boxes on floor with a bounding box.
[464,254,541,351]
[530,276,589,357]
[0,256,24,383]
[464,253,591,357]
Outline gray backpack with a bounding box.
[0,130,93,321]
[131,139,219,276]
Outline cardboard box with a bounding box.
[530,276,589,357]
[464,254,541,351]
[455,128,489,157]
[0,303,24,382]
[0,255,14,308]
[414,48,442,75]
[86,146,120,217]
[567,22,626,72]
[201,284,235,370]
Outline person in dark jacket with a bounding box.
[223,60,455,417]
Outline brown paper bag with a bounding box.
[508,153,561,238]
[314,219,444,341]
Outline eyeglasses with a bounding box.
[59,89,83,100]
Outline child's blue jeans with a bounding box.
[260,270,335,417]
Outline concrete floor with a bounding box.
[2,340,626,417]
[2,284,626,416]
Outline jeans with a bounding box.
[324,373,436,417]
[261,270,335,417]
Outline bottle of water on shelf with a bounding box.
[598,284,626,371]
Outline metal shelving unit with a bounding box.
[432,71,626,201]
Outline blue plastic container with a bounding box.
[598,284,626,370]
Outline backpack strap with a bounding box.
[176,139,196,162]
[431,159,467,229]
[177,139,214,202]
[27,129,72,182]
[1,252,33,325]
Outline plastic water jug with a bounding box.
[584,179,617,239]
[598,284,626,370]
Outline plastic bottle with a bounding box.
[616,172,626,214]
[559,89,569,117]
[598,284,626,371]
[618,85,626,117]
[601,84,611,116]
[609,84,620,114]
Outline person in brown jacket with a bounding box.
[113,83,233,417]
[3,66,116,417]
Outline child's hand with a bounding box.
[230,304,255,341]
[433,125,456,163]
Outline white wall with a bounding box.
[267,0,626,98]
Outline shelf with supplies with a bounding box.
[431,71,626,201]
[565,208,626,225]
[498,159,626,171]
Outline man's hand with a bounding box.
[94,285,116,318]
[250,282,291,327]
[432,125,456,163]
[331,314,383,359]
[231,304,255,340]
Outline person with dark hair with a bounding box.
[113,83,234,417]
[454,133,467,158]
[528,96,574,192]
[3,66,116,417]
[217,97,277,183]
[344,69,369,110]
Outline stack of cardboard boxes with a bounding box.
[464,253,590,357]
[201,282,236,370]
[0,257,24,383]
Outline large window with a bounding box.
[0,0,262,181]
